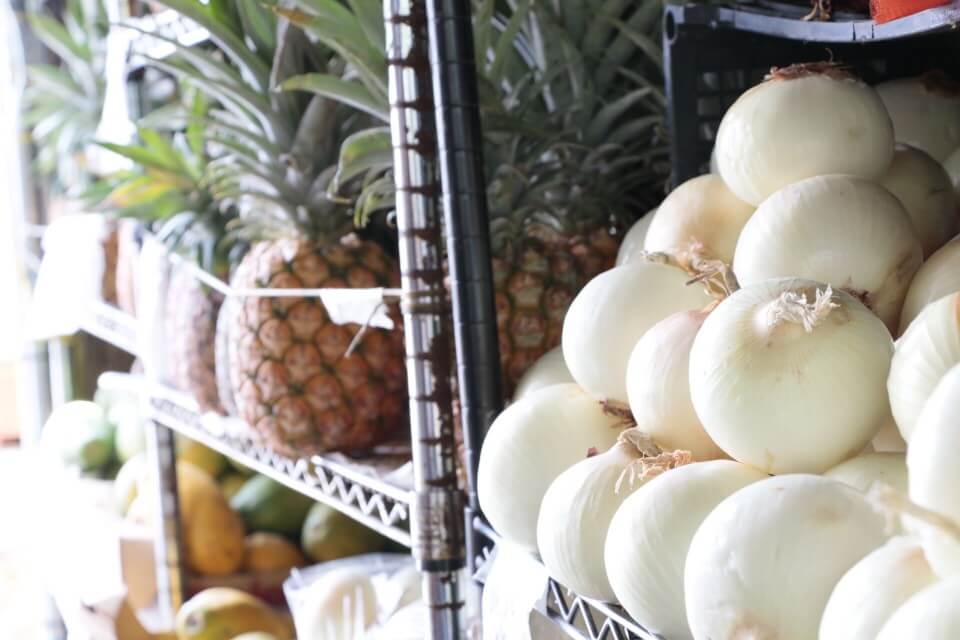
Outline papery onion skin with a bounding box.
[689,279,893,474]
[684,474,888,640]
[626,310,726,460]
[562,262,710,405]
[537,438,670,602]
[872,414,907,453]
[876,74,960,162]
[876,577,960,640]
[880,145,958,259]
[512,346,573,400]
[642,175,755,265]
[716,69,894,205]
[476,384,621,551]
[732,175,922,332]
[615,210,656,266]
[942,147,960,203]
[825,452,907,494]
[820,537,937,640]
[888,291,960,442]
[907,363,960,578]
[898,235,960,335]
[605,461,765,640]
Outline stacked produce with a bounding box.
[479,63,960,638]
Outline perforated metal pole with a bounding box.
[384,1,465,637]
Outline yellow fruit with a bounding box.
[220,473,248,500]
[114,453,147,515]
[176,436,227,478]
[175,588,292,640]
[178,464,245,576]
[243,533,306,573]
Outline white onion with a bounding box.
[942,146,960,203]
[626,310,725,460]
[689,279,893,474]
[825,452,907,494]
[716,65,894,205]
[512,347,573,400]
[872,413,907,453]
[733,174,922,331]
[537,429,689,601]
[899,235,960,335]
[642,175,754,264]
[820,536,937,640]
[907,363,960,577]
[562,261,710,405]
[477,384,621,551]
[877,578,960,639]
[605,461,765,639]
[685,474,888,640]
[880,144,957,258]
[615,210,656,266]
[888,291,960,441]
[876,73,960,162]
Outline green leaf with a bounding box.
[151,0,271,90]
[276,5,388,102]
[332,127,393,193]
[473,0,496,67]
[280,73,389,123]
[236,1,277,57]
[345,0,385,53]
[139,129,190,174]
[489,0,532,88]
[26,13,91,65]
[25,64,85,103]
[95,140,183,176]
[581,0,629,61]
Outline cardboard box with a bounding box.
[118,521,158,610]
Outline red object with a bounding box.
[871,0,950,23]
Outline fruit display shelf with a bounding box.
[80,301,139,357]
[472,517,659,640]
[145,383,413,547]
[77,303,413,546]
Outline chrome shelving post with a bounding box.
[384,0,466,637]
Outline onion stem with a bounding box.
[767,285,839,333]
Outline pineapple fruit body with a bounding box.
[166,266,226,415]
[226,238,405,456]
[493,226,620,395]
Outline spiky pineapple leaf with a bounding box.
[95,140,184,176]
[332,127,392,194]
[585,88,656,145]
[275,5,388,101]
[151,0,271,90]
[26,13,92,65]
[344,0,385,56]
[236,1,277,58]
[488,0,532,90]
[279,73,389,123]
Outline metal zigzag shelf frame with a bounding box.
[79,302,413,547]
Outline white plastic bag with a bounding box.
[284,553,415,640]
[31,214,111,340]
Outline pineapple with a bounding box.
[281,0,668,395]
[96,112,233,414]
[152,2,405,455]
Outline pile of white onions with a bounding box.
[474,62,960,640]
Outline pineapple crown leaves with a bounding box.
[22,0,108,191]
[147,1,369,242]
[279,0,668,240]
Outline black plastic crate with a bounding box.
[664,2,960,185]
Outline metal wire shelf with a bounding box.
[473,516,659,640]
[80,301,139,357]
[145,384,413,547]
[542,580,662,640]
